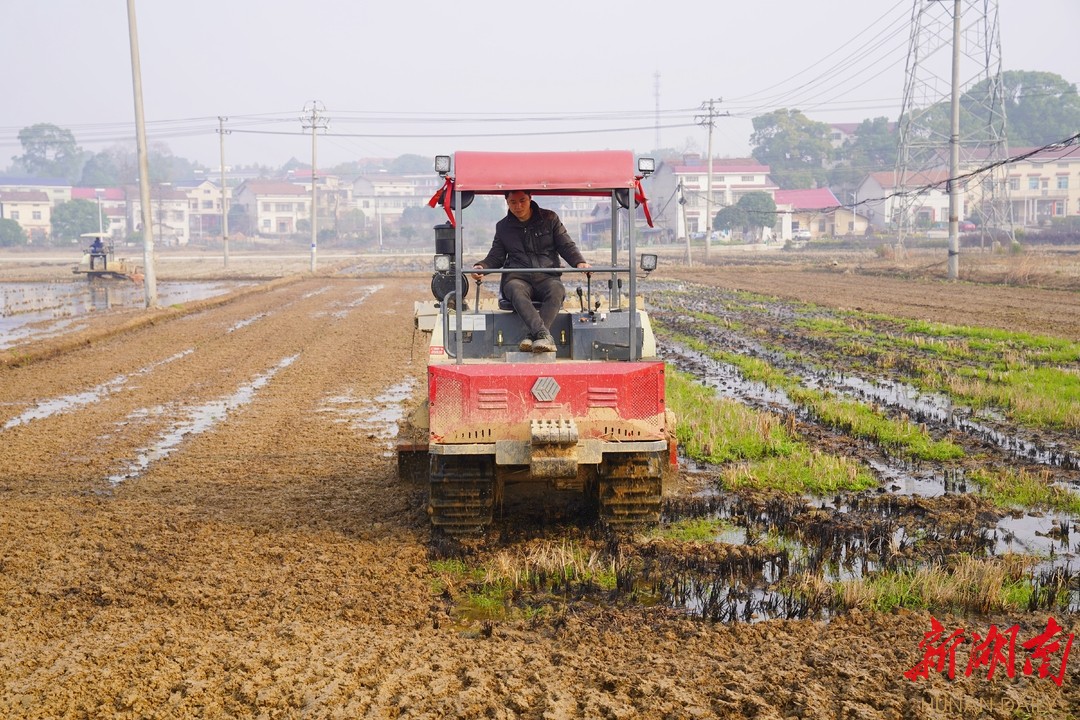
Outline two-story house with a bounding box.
[175,178,229,244]
[0,190,51,242]
[231,181,309,237]
[646,156,778,239]
[1005,145,1079,225]
[352,173,442,227]
[127,185,192,246]
[0,177,72,207]
[857,169,951,230]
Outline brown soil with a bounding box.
[1,254,1078,718]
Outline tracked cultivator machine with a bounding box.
[400,151,676,533]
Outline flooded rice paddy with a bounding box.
[432,279,1080,626]
[0,279,252,350]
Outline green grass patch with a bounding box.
[826,555,1056,614]
[430,541,621,621]
[721,447,877,494]
[660,329,965,462]
[666,368,797,464]
[940,365,1080,431]
[967,467,1080,514]
[789,387,965,461]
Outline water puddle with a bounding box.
[3,349,194,430]
[0,280,252,350]
[313,284,382,319]
[318,379,416,453]
[108,354,299,485]
[226,313,269,333]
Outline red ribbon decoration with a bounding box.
[634,177,654,228]
[427,177,457,227]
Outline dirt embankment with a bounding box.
[1,272,1077,718]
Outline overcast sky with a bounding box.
[1,0,1077,171]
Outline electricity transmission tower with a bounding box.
[894,0,1014,266]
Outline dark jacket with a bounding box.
[475,201,586,290]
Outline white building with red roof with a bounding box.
[646,155,778,239]
[774,187,868,240]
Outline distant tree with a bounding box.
[916,70,1080,149]
[389,154,433,174]
[713,205,747,233]
[336,208,365,237]
[281,157,306,173]
[0,218,28,247]
[827,116,898,198]
[51,199,108,242]
[750,109,832,189]
[737,191,778,233]
[228,204,250,235]
[147,143,202,184]
[13,123,85,181]
[79,150,123,187]
[840,117,897,170]
[78,142,203,187]
[996,70,1080,145]
[714,192,777,237]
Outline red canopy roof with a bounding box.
[451,151,638,194]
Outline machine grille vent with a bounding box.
[627,373,657,419]
[477,388,508,410]
[587,387,618,408]
[437,376,464,426]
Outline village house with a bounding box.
[351,173,441,228]
[1005,145,1079,226]
[857,169,951,231]
[0,190,51,242]
[231,180,309,238]
[647,156,778,239]
[174,178,228,244]
[774,187,869,240]
[126,185,192,246]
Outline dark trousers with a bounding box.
[503,275,565,337]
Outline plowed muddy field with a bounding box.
[1,248,1078,719]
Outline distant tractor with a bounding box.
[399,151,677,533]
[72,233,141,281]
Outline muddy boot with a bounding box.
[532,331,556,353]
[518,335,534,351]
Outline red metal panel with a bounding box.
[452,151,638,193]
[428,361,667,443]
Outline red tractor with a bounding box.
[401,150,676,533]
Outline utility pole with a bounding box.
[695,98,725,261]
[217,116,230,269]
[946,0,961,280]
[94,188,105,237]
[678,179,691,267]
[301,101,328,273]
[126,0,157,308]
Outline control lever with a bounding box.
[575,286,585,313]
